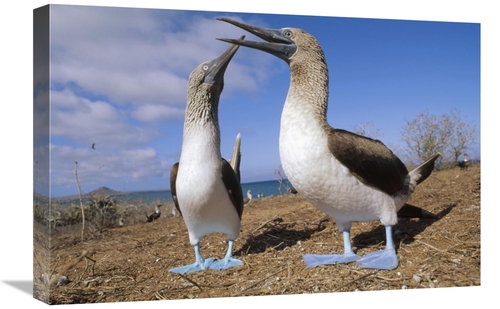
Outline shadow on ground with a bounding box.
[352,202,457,251]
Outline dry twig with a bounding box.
[236,268,286,296]
[332,271,378,292]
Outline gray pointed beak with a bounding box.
[216,17,297,62]
[205,35,245,86]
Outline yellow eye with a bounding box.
[284,30,292,38]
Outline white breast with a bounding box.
[279,100,399,230]
[176,127,241,245]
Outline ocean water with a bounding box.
[113,179,294,204]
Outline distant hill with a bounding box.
[39,186,125,206]
[87,186,122,197]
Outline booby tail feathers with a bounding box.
[409,153,441,186]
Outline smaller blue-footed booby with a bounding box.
[169,38,245,274]
[146,204,162,222]
[217,18,440,270]
[244,190,252,205]
[457,153,470,170]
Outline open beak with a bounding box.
[216,17,297,62]
[205,35,245,86]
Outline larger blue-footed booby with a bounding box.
[217,18,440,270]
[169,38,245,274]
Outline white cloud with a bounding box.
[34,143,170,196]
[50,89,160,148]
[132,104,185,122]
[49,6,271,109]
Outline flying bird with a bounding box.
[218,18,440,270]
[169,37,245,274]
[91,143,96,150]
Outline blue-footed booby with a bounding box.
[169,38,245,274]
[457,153,470,170]
[217,18,440,270]
[146,204,162,222]
[244,190,252,205]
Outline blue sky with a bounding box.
[32,4,481,197]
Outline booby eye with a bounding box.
[202,65,209,71]
[284,30,293,38]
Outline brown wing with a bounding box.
[328,128,408,196]
[169,162,182,216]
[220,159,244,219]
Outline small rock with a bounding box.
[413,274,422,284]
[39,273,47,285]
[57,276,70,286]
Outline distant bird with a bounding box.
[171,206,180,217]
[288,188,298,194]
[146,204,162,222]
[243,190,252,205]
[118,216,126,227]
[218,18,440,270]
[457,153,470,170]
[169,37,245,274]
[91,143,96,150]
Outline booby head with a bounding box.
[155,204,162,213]
[218,17,327,64]
[184,35,244,130]
[217,18,328,110]
[188,34,244,97]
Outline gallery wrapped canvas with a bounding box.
[32,3,481,306]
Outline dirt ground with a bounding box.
[33,164,480,305]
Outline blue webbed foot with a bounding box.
[303,253,360,268]
[303,229,360,268]
[209,257,243,270]
[168,257,215,274]
[209,240,243,271]
[357,248,398,270]
[356,226,399,270]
